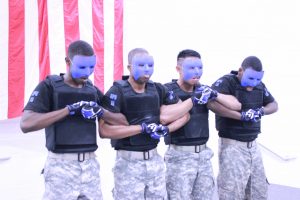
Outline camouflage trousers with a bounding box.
[113,149,167,200]
[217,138,268,200]
[164,146,215,200]
[42,153,103,200]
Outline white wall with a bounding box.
[122,0,300,187]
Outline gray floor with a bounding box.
[1,118,300,200]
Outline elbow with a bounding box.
[20,122,32,134]
[160,115,171,125]
[98,129,108,139]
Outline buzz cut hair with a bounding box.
[241,56,263,71]
[177,49,201,61]
[67,40,94,60]
[128,48,149,65]
[177,49,201,66]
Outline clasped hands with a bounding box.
[191,85,218,105]
[141,122,169,140]
[66,101,104,119]
[241,107,264,122]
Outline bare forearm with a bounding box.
[101,110,129,125]
[215,93,241,111]
[99,120,141,139]
[20,108,69,133]
[207,101,241,120]
[167,113,190,133]
[263,101,278,115]
[160,99,192,124]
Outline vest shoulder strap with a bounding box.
[46,75,64,88]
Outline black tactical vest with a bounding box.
[164,81,209,145]
[111,80,160,151]
[45,75,98,153]
[217,74,264,141]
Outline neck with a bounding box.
[64,73,84,88]
[128,76,145,93]
[177,79,194,92]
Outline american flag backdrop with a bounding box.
[0,0,124,120]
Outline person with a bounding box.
[163,49,241,200]
[99,48,207,200]
[20,40,128,200]
[208,56,278,200]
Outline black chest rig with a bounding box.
[45,75,98,153]
[217,74,264,141]
[164,82,209,145]
[112,80,160,151]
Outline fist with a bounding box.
[66,101,88,115]
[81,101,104,119]
[241,109,261,122]
[192,85,217,105]
[150,124,169,139]
[141,123,158,134]
[255,107,264,118]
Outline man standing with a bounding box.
[209,56,278,200]
[99,48,205,199]
[20,40,127,200]
[164,49,241,200]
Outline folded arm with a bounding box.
[20,108,69,133]
[160,99,192,125]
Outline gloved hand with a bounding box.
[209,88,218,100]
[150,124,169,139]
[191,85,217,105]
[255,107,264,118]
[241,109,261,122]
[81,101,104,119]
[66,101,88,115]
[141,123,159,134]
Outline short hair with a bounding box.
[67,40,94,60]
[177,49,201,61]
[241,56,263,71]
[128,48,148,65]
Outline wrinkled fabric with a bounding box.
[113,152,167,200]
[42,157,102,200]
[165,147,215,200]
[217,139,268,200]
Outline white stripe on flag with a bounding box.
[0,0,9,119]
[48,0,66,76]
[25,0,39,104]
[78,0,94,83]
[104,0,115,92]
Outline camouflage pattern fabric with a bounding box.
[217,138,268,200]
[113,151,167,200]
[164,146,215,200]
[42,156,102,200]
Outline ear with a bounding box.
[176,65,181,73]
[65,57,71,65]
[237,67,243,79]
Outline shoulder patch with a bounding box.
[29,91,39,102]
[109,93,118,107]
[214,79,223,87]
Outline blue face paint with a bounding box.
[241,68,264,87]
[131,55,154,81]
[182,58,203,81]
[70,55,96,79]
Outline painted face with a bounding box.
[182,58,203,81]
[241,68,264,87]
[131,55,154,81]
[70,55,96,79]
